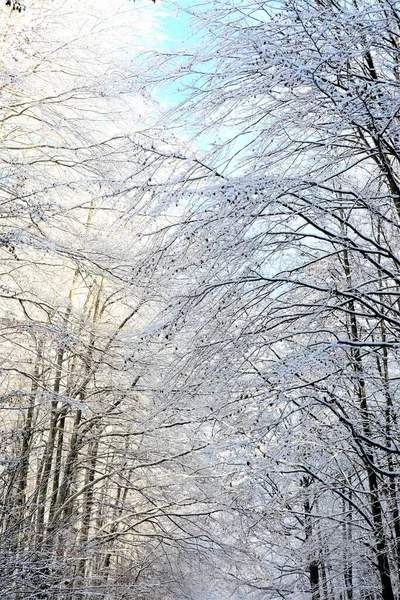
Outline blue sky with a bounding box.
[150,2,201,107]
[157,1,196,49]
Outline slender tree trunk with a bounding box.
[76,434,100,585]
[343,492,353,600]
[303,478,320,600]
[342,246,395,600]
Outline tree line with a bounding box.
[0,1,400,600]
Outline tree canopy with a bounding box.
[0,1,399,599]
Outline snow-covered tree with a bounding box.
[139,1,400,599]
[0,2,218,599]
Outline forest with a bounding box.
[0,0,399,599]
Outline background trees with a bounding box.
[0,2,220,599]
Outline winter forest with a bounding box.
[1,0,400,599]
